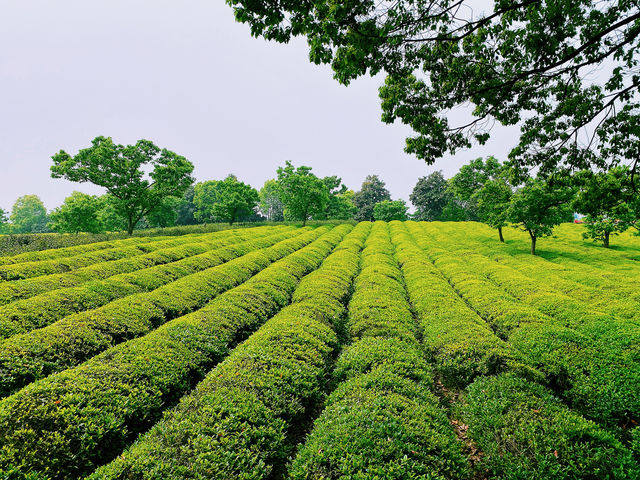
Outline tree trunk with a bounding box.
[529,233,537,255]
[498,226,504,242]
[127,217,135,236]
[603,231,610,248]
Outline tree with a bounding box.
[229,0,640,182]
[146,197,180,228]
[0,209,8,234]
[353,175,391,221]
[193,176,258,226]
[373,200,408,221]
[10,195,49,233]
[176,186,197,226]
[328,190,357,220]
[51,136,194,234]
[573,167,634,247]
[449,157,504,219]
[96,195,128,232]
[259,179,285,221]
[321,176,357,220]
[410,171,452,221]
[475,178,513,242]
[49,191,105,234]
[507,178,574,255]
[276,161,328,225]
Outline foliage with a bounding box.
[10,195,49,234]
[49,191,105,234]
[410,171,451,221]
[145,196,180,228]
[353,175,391,221]
[574,167,635,247]
[276,161,328,225]
[193,176,259,225]
[373,200,407,221]
[448,157,513,238]
[462,374,637,480]
[322,176,357,220]
[0,209,8,234]
[51,136,194,234]
[508,178,574,254]
[0,227,344,478]
[228,0,640,182]
[175,186,197,226]
[258,179,284,221]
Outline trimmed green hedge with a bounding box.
[289,221,469,479]
[0,227,292,338]
[0,225,352,479]
[0,234,157,265]
[0,227,284,305]
[390,222,536,388]
[461,374,639,479]
[407,221,640,428]
[0,228,307,397]
[87,223,369,480]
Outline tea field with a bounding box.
[0,222,638,479]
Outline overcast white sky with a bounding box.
[0,0,518,212]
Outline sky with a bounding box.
[0,0,518,213]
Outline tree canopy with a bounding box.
[410,171,451,221]
[49,192,104,234]
[259,179,285,222]
[194,176,259,225]
[276,161,328,225]
[508,178,574,254]
[573,167,634,247]
[228,0,640,181]
[51,136,194,234]
[353,175,391,221]
[0,209,8,234]
[10,195,49,233]
[373,200,408,221]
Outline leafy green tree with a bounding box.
[353,175,391,221]
[276,161,328,226]
[508,178,574,255]
[51,136,194,234]
[449,157,504,219]
[176,186,197,226]
[475,178,513,242]
[410,171,452,221]
[258,179,285,221]
[328,190,357,220]
[373,200,408,221]
[0,209,8,234]
[229,0,640,181]
[573,167,634,248]
[194,176,259,225]
[49,192,104,234]
[96,195,128,232]
[146,197,180,228]
[319,176,357,220]
[10,195,49,233]
[439,198,473,222]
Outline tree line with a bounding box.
[0,137,638,255]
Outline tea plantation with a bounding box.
[0,222,638,479]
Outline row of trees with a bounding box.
[414,158,640,254]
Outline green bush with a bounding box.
[0,227,282,304]
[0,227,295,339]
[86,224,368,480]
[0,229,310,397]
[461,374,639,480]
[0,225,352,479]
